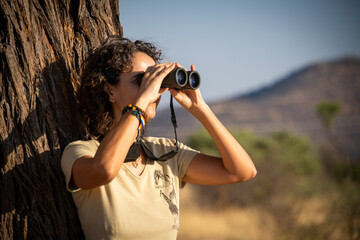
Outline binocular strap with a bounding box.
[124,95,179,163]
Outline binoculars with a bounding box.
[136,67,201,90]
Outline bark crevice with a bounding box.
[1,0,122,238]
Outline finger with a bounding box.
[175,62,187,71]
[155,65,168,76]
[156,62,174,70]
[155,62,176,79]
[163,62,175,67]
[146,62,172,74]
[144,64,169,80]
[191,64,195,71]
[147,64,167,74]
[159,87,169,94]
[169,88,180,98]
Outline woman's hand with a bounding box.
[168,63,257,185]
[135,62,175,108]
[169,63,207,114]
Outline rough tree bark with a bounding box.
[0,0,122,239]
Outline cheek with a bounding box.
[115,84,139,106]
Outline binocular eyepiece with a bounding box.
[136,67,201,90]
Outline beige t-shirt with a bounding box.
[61,136,199,240]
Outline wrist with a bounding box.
[122,104,148,130]
[190,102,211,118]
[133,97,149,111]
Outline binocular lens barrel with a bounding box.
[185,71,201,90]
[136,67,201,90]
[162,68,188,88]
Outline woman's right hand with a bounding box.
[134,62,175,109]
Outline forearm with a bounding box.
[93,95,151,176]
[191,104,256,180]
[93,112,139,179]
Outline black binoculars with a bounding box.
[136,67,201,90]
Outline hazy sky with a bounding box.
[119,0,360,108]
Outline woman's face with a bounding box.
[110,51,159,120]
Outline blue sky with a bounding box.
[119,0,360,108]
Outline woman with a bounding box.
[61,36,256,240]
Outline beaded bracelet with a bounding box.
[122,104,148,130]
[122,104,148,122]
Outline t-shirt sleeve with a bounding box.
[61,141,96,192]
[176,141,200,188]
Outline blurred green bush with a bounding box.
[185,128,360,239]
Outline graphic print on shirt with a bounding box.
[154,170,179,229]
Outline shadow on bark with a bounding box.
[1,61,85,239]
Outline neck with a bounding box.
[113,106,122,124]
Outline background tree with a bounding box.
[316,101,347,158]
[316,102,360,239]
[316,101,341,133]
[0,0,122,239]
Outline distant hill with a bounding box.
[148,57,360,159]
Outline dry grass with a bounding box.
[178,207,276,240]
[177,186,336,240]
[178,186,276,240]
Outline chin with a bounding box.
[146,103,157,120]
[146,97,161,120]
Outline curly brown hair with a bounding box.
[77,36,162,139]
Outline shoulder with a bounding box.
[60,139,100,192]
[64,139,100,151]
[61,139,100,163]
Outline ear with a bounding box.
[104,83,116,103]
[104,83,113,96]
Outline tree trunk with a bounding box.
[0,0,122,239]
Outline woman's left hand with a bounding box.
[169,63,207,113]
[170,64,256,185]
